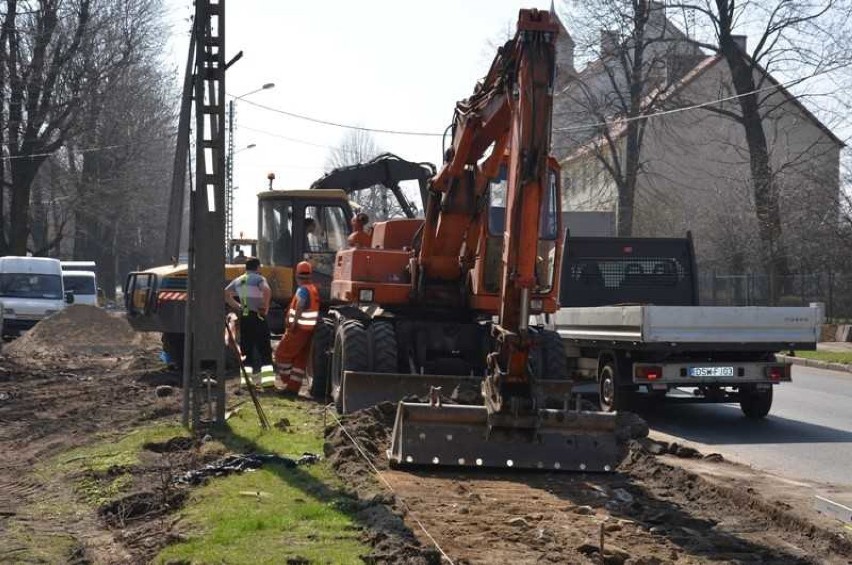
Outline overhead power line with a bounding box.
[238,98,445,137]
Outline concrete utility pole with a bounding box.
[182,0,227,429]
[164,36,195,265]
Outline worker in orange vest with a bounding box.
[347,212,371,248]
[274,261,320,394]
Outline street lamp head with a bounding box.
[246,143,257,149]
[261,82,275,90]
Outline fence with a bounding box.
[698,272,852,320]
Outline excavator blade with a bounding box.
[387,402,625,472]
[340,371,482,414]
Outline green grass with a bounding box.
[794,350,852,365]
[154,397,369,564]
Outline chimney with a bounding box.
[732,35,747,52]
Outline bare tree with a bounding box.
[670,0,852,301]
[555,1,705,235]
[0,0,164,255]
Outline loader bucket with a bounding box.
[340,371,483,414]
[387,402,625,472]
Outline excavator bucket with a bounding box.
[340,371,483,414]
[387,402,625,472]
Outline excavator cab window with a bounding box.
[484,166,559,293]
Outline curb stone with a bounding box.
[777,354,852,374]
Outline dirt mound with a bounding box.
[324,403,441,564]
[4,305,148,362]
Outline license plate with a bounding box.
[688,366,734,377]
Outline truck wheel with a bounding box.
[599,362,633,412]
[740,386,773,419]
[370,321,398,373]
[330,319,368,413]
[308,317,334,400]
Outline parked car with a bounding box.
[0,256,73,336]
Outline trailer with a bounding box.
[545,235,822,418]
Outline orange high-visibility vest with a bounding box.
[287,283,319,330]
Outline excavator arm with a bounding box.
[310,152,435,218]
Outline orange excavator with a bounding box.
[320,9,624,471]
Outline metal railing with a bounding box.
[698,271,852,320]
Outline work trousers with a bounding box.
[274,328,314,392]
[240,311,272,373]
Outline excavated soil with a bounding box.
[325,404,852,565]
[4,304,158,369]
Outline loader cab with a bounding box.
[257,189,353,302]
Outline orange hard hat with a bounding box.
[296,261,312,276]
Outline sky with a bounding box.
[164,0,556,239]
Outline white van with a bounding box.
[0,256,72,335]
[62,270,99,306]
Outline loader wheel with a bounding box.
[161,333,184,369]
[330,319,369,413]
[740,386,773,419]
[531,329,568,380]
[599,362,633,412]
[370,321,398,373]
[308,317,334,400]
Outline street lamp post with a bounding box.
[226,83,274,256]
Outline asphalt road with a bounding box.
[631,365,852,487]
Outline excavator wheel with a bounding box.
[308,317,334,400]
[369,321,398,373]
[531,328,568,380]
[330,319,369,413]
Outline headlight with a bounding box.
[3,308,14,315]
[530,298,543,311]
[358,289,374,302]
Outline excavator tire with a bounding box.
[330,319,369,413]
[369,321,398,373]
[531,328,568,380]
[308,317,334,400]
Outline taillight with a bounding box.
[765,365,786,381]
[636,366,662,380]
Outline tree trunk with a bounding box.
[9,158,40,255]
[717,31,790,304]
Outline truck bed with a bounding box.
[550,305,822,350]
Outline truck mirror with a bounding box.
[65,291,75,304]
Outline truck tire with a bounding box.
[740,386,773,419]
[370,321,398,373]
[598,362,634,412]
[330,319,369,413]
[308,317,334,400]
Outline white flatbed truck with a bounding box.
[544,235,822,418]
